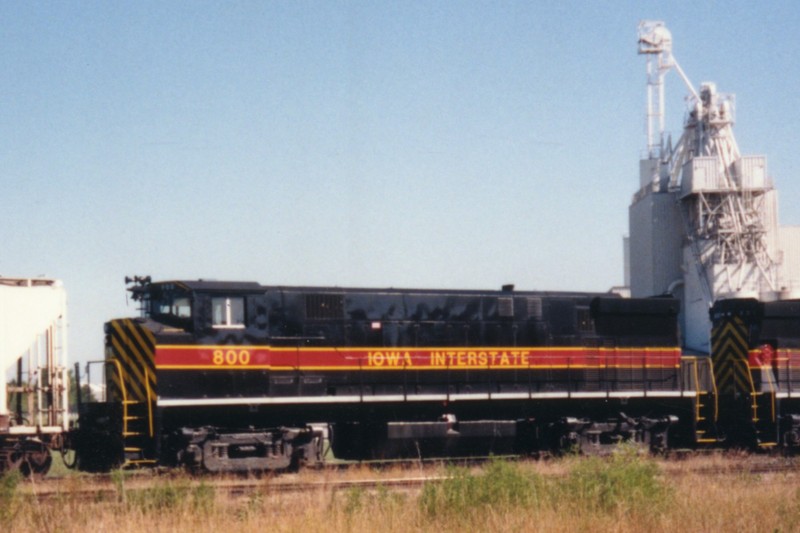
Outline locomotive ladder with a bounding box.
[114,362,156,467]
[748,364,778,449]
[694,392,719,444]
[688,357,721,445]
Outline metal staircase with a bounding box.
[106,360,156,467]
[122,399,155,466]
[694,390,719,445]
[685,357,721,445]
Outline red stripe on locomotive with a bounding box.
[155,345,681,370]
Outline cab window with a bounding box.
[212,297,245,328]
[173,297,191,317]
[151,288,192,320]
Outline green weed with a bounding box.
[338,483,406,518]
[557,444,671,514]
[419,459,543,520]
[0,471,21,522]
[120,477,216,514]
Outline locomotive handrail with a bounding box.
[691,358,705,420]
[145,368,154,437]
[83,358,125,404]
[784,350,791,395]
[687,356,698,392]
[777,348,796,396]
[103,358,137,443]
[746,357,776,426]
[105,358,127,405]
[706,357,719,420]
[762,360,777,422]
[270,336,327,341]
[688,357,701,422]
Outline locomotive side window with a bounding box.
[173,297,191,318]
[577,307,594,334]
[212,297,245,328]
[151,290,192,320]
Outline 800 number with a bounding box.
[213,349,251,366]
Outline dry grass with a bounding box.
[3,451,800,532]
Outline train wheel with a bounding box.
[0,444,24,474]
[19,441,52,479]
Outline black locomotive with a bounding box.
[710,299,800,449]
[67,278,726,472]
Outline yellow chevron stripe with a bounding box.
[108,320,156,402]
[714,336,747,354]
[717,366,733,383]
[733,369,750,393]
[712,317,750,395]
[712,320,747,345]
[110,336,147,401]
[110,322,148,400]
[124,319,157,394]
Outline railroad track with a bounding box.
[15,453,800,502]
[15,473,446,503]
[662,456,800,477]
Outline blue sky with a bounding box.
[2,1,799,364]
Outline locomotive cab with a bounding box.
[132,280,269,339]
[71,279,277,471]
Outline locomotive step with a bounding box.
[125,459,157,467]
